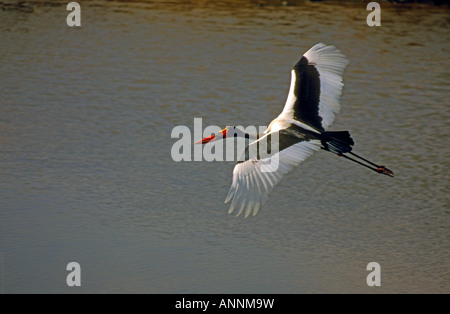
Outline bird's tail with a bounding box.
[321,131,354,154]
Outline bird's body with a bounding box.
[197,43,394,217]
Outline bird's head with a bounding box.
[195,126,232,144]
[195,126,252,144]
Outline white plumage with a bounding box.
[280,43,348,130]
[225,140,321,217]
[224,43,348,217]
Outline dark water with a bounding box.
[0,0,449,293]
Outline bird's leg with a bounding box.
[348,152,394,177]
[337,153,394,177]
[338,154,379,173]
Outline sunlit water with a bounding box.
[0,0,449,293]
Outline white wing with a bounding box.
[225,140,321,217]
[280,43,348,131]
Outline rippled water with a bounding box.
[0,0,449,293]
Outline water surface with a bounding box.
[0,0,449,293]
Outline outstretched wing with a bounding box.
[225,134,321,217]
[280,43,348,131]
